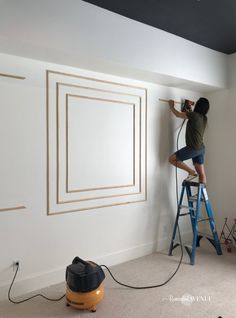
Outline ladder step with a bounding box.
[182,180,201,187]
[179,205,196,211]
[198,217,211,222]
[189,196,204,202]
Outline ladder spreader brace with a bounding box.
[168,179,222,265]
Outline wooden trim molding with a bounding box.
[46,70,147,215]
[65,93,136,193]
[0,206,26,212]
[0,73,26,80]
[0,72,27,212]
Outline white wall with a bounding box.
[0,0,227,91]
[205,53,236,230]
[0,52,202,300]
[0,0,228,301]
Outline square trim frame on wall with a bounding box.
[0,72,26,213]
[46,70,147,215]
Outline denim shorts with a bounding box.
[175,146,205,164]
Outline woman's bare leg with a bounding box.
[169,153,197,176]
[194,163,207,184]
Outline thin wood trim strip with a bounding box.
[0,73,26,80]
[0,206,26,212]
[159,98,181,104]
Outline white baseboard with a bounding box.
[93,241,157,267]
[0,241,157,301]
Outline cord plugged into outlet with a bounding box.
[8,259,65,304]
[13,261,19,272]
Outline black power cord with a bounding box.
[8,263,65,304]
[100,119,186,289]
[8,118,186,296]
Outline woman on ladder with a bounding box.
[168,98,209,184]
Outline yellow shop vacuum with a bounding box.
[65,257,105,312]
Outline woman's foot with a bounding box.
[189,169,197,176]
[185,172,198,181]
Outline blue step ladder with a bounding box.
[168,179,222,265]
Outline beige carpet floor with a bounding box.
[0,240,235,318]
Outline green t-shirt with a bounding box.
[186,112,207,149]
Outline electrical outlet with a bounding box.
[13,261,20,272]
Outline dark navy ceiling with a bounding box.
[83,0,236,54]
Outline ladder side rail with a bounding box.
[185,184,195,232]
[168,184,186,256]
[190,184,202,265]
[202,187,217,235]
[201,186,222,255]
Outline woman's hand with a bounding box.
[169,99,187,119]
